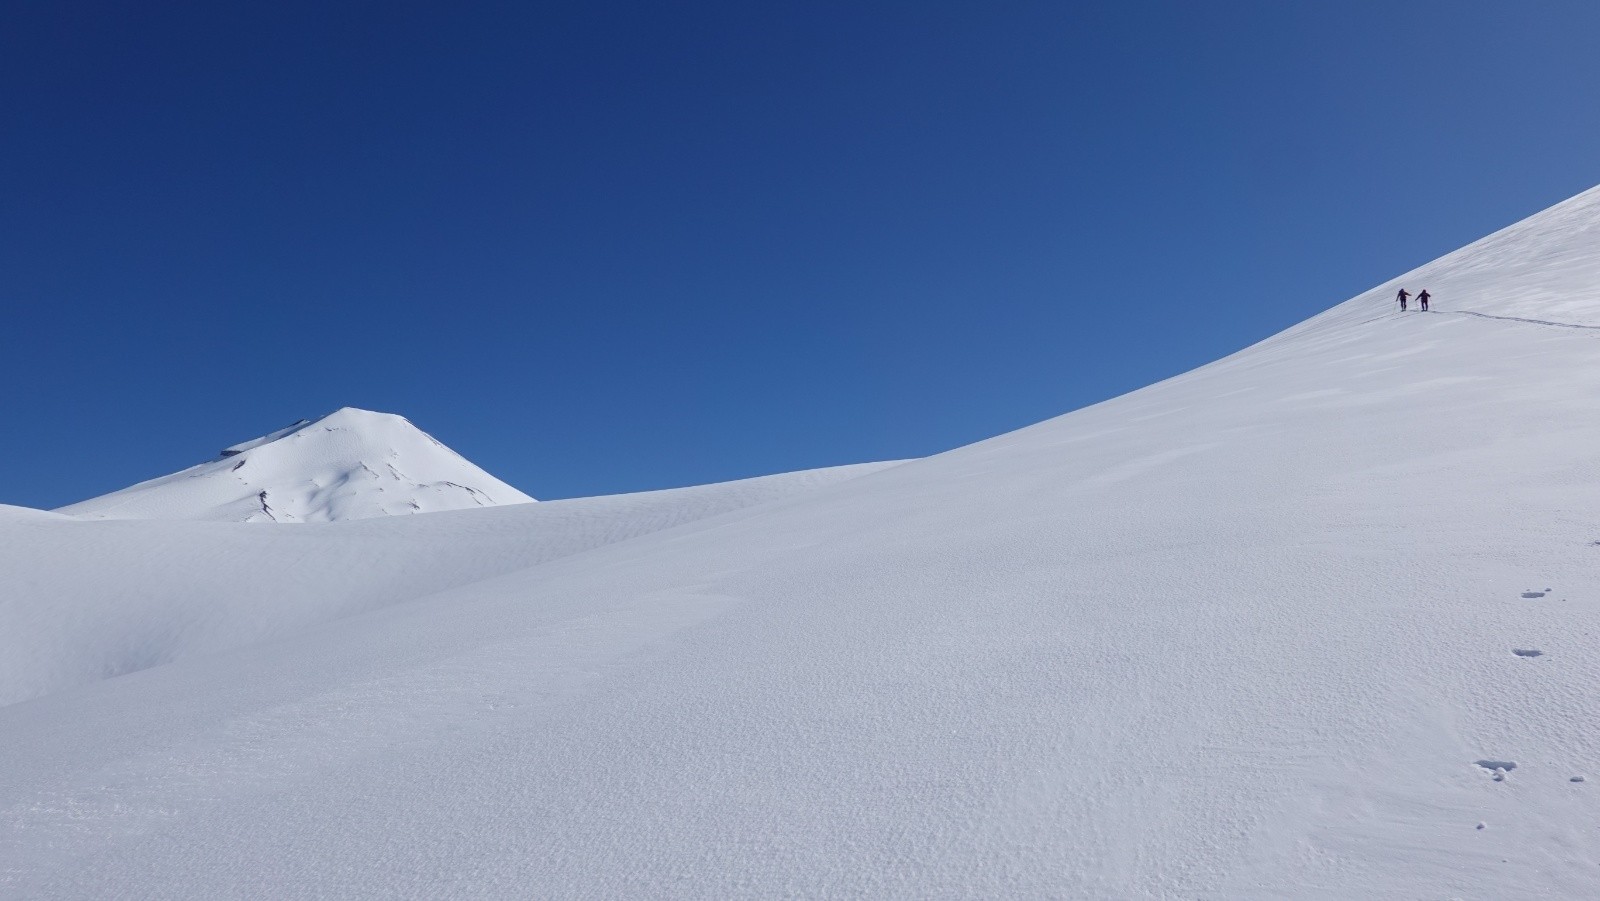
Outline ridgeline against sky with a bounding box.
[4,2,1600,505]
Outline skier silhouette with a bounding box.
[1418,289,1430,312]
[1397,288,1410,311]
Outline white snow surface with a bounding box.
[0,461,901,707]
[55,406,535,522]
[6,185,1600,898]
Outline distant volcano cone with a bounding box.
[56,407,534,522]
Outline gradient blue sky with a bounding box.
[4,1,1598,507]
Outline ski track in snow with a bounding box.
[8,186,1600,897]
[1434,309,1600,331]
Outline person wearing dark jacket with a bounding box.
[1418,289,1431,312]
[1397,288,1410,311]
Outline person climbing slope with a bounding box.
[1418,289,1431,312]
[1397,288,1410,311]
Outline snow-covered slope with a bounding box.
[6,186,1600,898]
[56,406,534,522]
[0,460,901,706]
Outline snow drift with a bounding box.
[56,406,534,522]
[7,185,1600,898]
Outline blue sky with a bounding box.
[4,1,1598,507]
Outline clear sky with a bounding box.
[4,1,1598,507]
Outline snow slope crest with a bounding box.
[1287,183,1600,336]
[56,407,535,522]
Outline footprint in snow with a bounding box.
[1476,760,1516,782]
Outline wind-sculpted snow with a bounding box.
[6,186,1600,898]
[56,407,535,522]
[0,461,899,706]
